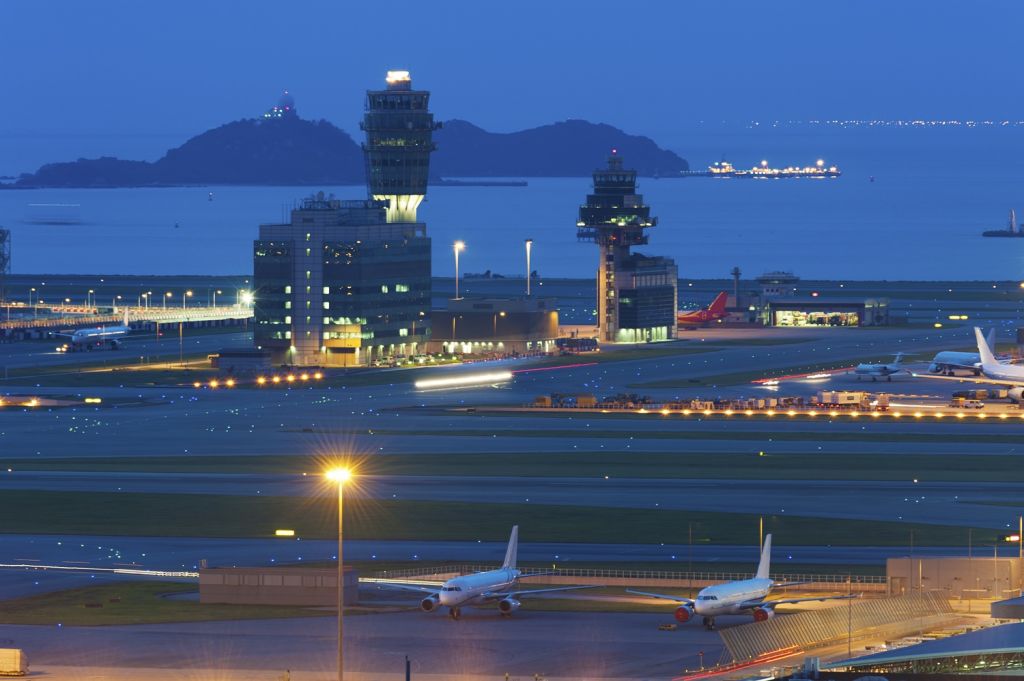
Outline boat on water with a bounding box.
[706,159,841,178]
[982,209,1024,237]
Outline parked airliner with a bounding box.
[56,309,132,352]
[363,526,598,620]
[926,328,995,376]
[627,535,856,629]
[914,328,1024,401]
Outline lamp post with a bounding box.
[453,241,465,300]
[182,289,193,310]
[87,289,94,308]
[213,289,222,308]
[164,292,172,310]
[525,239,533,296]
[326,468,352,681]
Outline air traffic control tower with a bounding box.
[577,151,678,343]
[361,70,440,223]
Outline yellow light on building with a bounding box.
[275,529,296,537]
[84,397,102,404]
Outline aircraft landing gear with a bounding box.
[702,616,715,630]
[449,607,461,620]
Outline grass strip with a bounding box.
[0,490,997,546]
[0,581,327,626]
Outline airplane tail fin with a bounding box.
[709,292,728,314]
[756,534,772,579]
[975,327,999,369]
[893,352,905,365]
[502,525,519,570]
[986,328,996,353]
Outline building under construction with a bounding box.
[577,152,677,343]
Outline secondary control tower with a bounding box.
[577,151,677,343]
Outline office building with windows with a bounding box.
[253,71,436,366]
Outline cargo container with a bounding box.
[0,648,27,676]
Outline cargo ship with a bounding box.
[982,209,1024,237]
[705,159,841,178]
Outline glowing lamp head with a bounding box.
[326,468,351,484]
[453,240,465,252]
[386,70,411,85]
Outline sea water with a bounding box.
[2,126,1024,280]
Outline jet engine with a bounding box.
[498,598,521,614]
[1009,387,1024,403]
[752,606,776,622]
[420,596,440,612]
[674,604,695,623]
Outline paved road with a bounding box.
[0,611,726,679]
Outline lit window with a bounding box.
[305,271,311,280]
[399,328,409,336]
[306,233,311,241]
[323,301,330,310]
[322,286,330,294]
[285,316,292,324]
[285,286,292,294]
[306,248,311,256]
[395,284,410,293]
[381,285,389,294]
[284,301,291,309]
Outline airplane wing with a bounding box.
[912,372,1024,388]
[737,593,858,610]
[359,577,444,594]
[625,588,695,606]
[482,584,601,601]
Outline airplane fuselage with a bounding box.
[928,351,981,375]
[693,577,772,617]
[438,568,519,608]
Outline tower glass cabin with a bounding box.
[361,70,440,224]
[577,152,677,343]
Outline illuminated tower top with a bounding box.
[577,150,656,246]
[361,70,439,223]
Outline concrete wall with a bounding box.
[200,566,358,606]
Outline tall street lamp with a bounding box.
[453,241,465,300]
[164,291,172,310]
[325,468,352,681]
[182,289,193,309]
[525,239,533,296]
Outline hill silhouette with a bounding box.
[15,116,687,187]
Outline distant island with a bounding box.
[11,115,688,189]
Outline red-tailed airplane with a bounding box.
[677,292,728,327]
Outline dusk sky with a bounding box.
[2,0,1023,170]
